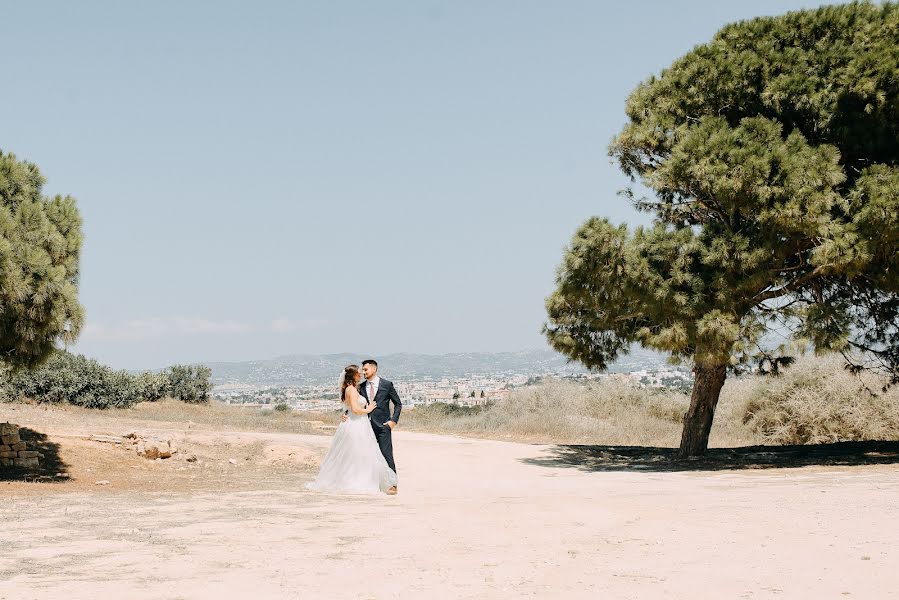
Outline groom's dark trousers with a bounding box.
[360,378,402,474]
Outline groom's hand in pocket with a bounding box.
[385,421,396,430]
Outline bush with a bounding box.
[1,351,132,408]
[132,372,170,403]
[165,364,212,404]
[741,357,899,445]
[0,350,212,409]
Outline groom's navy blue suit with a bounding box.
[359,378,401,474]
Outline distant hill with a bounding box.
[207,347,677,386]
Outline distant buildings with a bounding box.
[212,365,691,410]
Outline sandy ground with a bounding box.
[1,408,898,599]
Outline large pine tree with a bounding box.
[544,2,899,457]
[0,150,84,369]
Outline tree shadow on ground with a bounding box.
[0,427,69,483]
[521,440,899,472]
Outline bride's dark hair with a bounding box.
[341,364,360,401]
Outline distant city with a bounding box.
[209,347,693,411]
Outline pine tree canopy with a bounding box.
[0,150,84,369]
[546,2,899,383]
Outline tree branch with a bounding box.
[752,267,828,304]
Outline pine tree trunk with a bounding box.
[678,363,727,458]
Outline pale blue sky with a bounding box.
[2,0,830,369]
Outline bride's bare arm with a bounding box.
[345,388,375,415]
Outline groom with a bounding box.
[359,359,401,494]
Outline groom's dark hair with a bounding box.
[362,359,378,368]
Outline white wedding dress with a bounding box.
[305,400,398,495]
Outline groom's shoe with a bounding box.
[386,486,397,495]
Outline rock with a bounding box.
[12,442,26,451]
[0,423,18,436]
[1,433,20,446]
[136,439,171,459]
[185,454,198,463]
[17,450,41,459]
[123,431,145,439]
[90,434,125,444]
[0,445,9,452]
[94,480,111,485]
[13,457,39,468]
[228,458,238,465]
[0,451,17,459]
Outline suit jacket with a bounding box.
[359,377,402,428]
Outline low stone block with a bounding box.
[137,438,175,459]
[12,442,26,451]
[13,457,39,468]
[90,434,125,444]
[0,423,18,436]
[138,444,159,460]
[0,445,9,452]
[17,450,41,459]
[1,434,20,446]
[0,451,17,459]
[0,458,12,467]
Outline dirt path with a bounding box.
[2,428,898,599]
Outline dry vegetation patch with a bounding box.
[741,356,899,444]
[402,358,899,448]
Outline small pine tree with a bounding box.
[0,150,84,368]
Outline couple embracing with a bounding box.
[305,359,400,496]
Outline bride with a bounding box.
[305,364,399,495]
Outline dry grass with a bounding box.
[1,397,341,437]
[741,356,899,444]
[124,399,342,433]
[401,379,754,447]
[5,357,896,450]
[401,357,899,448]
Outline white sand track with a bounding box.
[2,430,898,599]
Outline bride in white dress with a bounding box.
[305,364,399,495]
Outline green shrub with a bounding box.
[132,371,170,403]
[1,351,131,408]
[165,364,212,404]
[0,350,212,408]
